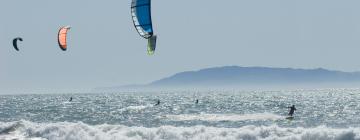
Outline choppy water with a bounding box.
[1,89,360,140]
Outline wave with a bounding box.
[163,113,284,122]
[118,105,153,113]
[0,121,360,140]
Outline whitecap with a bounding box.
[1,121,360,140]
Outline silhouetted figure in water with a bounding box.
[69,97,73,102]
[288,105,296,116]
[155,100,160,106]
[195,99,199,104]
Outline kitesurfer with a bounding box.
[155,99,160,106]
[288,105,296,116]
[195,99,199,104]
[69,97,73,102]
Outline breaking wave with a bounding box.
[0,121,360,140]
[164,113,283,122]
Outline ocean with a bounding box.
[0,89,360,140]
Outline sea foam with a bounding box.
[0,121,359,140]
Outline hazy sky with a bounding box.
[1,0,360,92]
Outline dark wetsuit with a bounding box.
[69,97,73,102]
[195,99,199,104]
[155,100,160,106]
[288,105,296,116]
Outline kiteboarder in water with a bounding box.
[69,97,73,102]
[288,105,296,116]
[155,99,160,106]
[195,99,199,104]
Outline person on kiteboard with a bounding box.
[288,105,296,116]
[155,99,160,106]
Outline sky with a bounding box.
[1,0,360,93]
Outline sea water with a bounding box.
[0,89,360,140]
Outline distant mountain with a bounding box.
[94,66,360,91]
[148,66,360,88]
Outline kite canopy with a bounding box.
[58,26,71,51]
[12,37,23,51]
[131,0,153,39]
[131,0,158,55]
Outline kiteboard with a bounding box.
[285,116,294,120]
